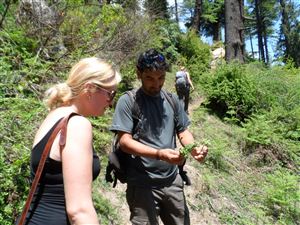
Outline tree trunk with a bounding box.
[212,21,221,42]
[224,0,245,63]
[254,0,265,63]
[263,28,269,64]
[174,0,179,23]
[279,0,291,62]
[249,32,254,58]
[191,0,202,32]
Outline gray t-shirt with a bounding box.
[110,88,190,187]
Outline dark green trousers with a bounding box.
[126,174,190,225]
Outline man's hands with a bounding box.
[191,145,208,162]
[157,144,208,165]
[178,141,209,163]
[157,149,185,165]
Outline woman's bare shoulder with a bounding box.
[33,107,88,146]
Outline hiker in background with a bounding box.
[110,48,208,225]
[17,58,121,225]
[175,66,194,114]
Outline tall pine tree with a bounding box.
[277,0,300,67]
[224,0,245,62]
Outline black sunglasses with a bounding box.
[95,85,116,101]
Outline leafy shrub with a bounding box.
[0,29,55,98]
[118,61,137,91]
[242,111,299,168]
[260,169,300,224]
[0,147,30,225]
[271,107,300,142]
[0,57,54,98]
[0,29,38,54]
[151,20,181,62]
[60,4,104,51]
[233,64,300,167]
[0,98,45,224]
[177,30,211,63]
[247,63,300,112]
[242,113,277,148]
[177,30,211,83]
[187,55,211,83]
[90,113,115,155]
[202,62,259,122]
[205,139,229,171]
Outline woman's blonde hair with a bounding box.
[44,57,121,110]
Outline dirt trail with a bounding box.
[187,95,205,116]
[177,95,222,225]
[175,95,204,148]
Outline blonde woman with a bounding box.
[20,58,121,225]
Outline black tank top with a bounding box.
[22,117,100,225]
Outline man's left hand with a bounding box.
[191,145,208,162]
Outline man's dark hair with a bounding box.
[136,48,169,72]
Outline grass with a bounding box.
[186,102,299,224]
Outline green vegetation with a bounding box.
[0,98,44,224]
[179,139,211,158]
[188,62,300,224]
[180,143,198,158]
[1,1,299,225]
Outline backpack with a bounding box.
[175,71,188,92]
[105,88,191,187]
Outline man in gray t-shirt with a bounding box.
[110,49,208,225]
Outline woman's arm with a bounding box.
[61,116,99,225]
[186,72,194,90]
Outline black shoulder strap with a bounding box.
[161,89,179,124]
[125,88,142,139]
[161,90,190,184]
[161,89,180,149]
[126,89,141,121]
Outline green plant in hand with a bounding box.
[180,143,198,158]
[179,139,210,158]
